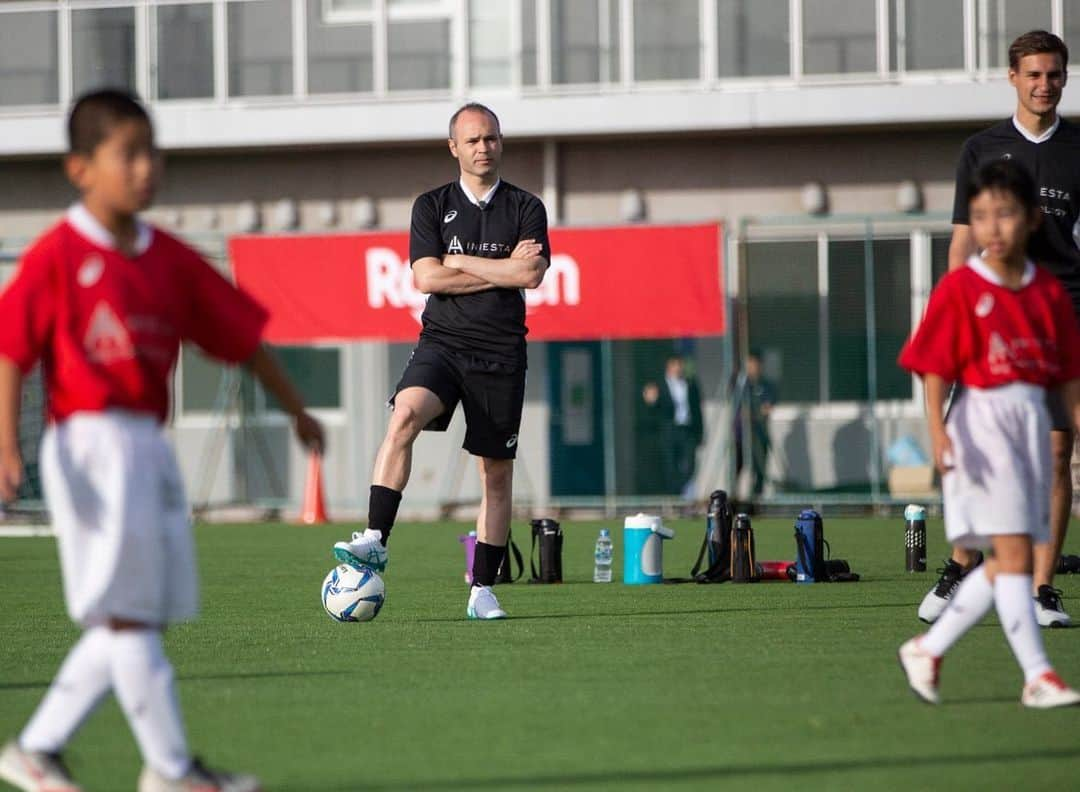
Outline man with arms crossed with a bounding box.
[332,103,549,620]
[923,30,1080,627]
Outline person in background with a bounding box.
[643,354,704,498]
[732,350,777,499]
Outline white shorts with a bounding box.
[41,411,198,627]
[943,383,1051,549]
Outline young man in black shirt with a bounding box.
[920,31,1079,628]
[333,103,550,620]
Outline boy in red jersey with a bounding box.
[897,159,1080,709]
[0,90,324,792]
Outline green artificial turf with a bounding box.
[2,517,1079,791]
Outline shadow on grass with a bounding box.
[411,601,918,623]
[276,745,1080,791]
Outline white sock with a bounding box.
[920,566,994,657]
[110,630,191,780]
[19,626,112,753]
[994,573,1052,684]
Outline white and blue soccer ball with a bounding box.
[321,563,385,622]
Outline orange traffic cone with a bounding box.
[300,451,329,524]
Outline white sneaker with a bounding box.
[917,559,967,624]
[138,758,260,792]
[466,585,507,620]
[898,638,941,705]
[332,528,388,572]
[1021,671,1080,709]
[0,740,82,792]
[1034,586,1071,628]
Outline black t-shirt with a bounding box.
[409,179,550,364]
[952,117,1080,313]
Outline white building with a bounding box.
[1,0,1074,513]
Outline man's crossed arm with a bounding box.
[412,239,548,295]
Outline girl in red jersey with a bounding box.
[0,91,323,792]
[897,159,1080,708]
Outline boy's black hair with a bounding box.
[1009,30,1068,72]
[67,89,152,156]
[967,159,1038,214]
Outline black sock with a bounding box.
[368,485,402,546]
[471,542,506,587]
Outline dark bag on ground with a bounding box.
[729,513,760,583]
[494,530,525,583]
[688,490,734,583]
[792,509,859,583]
[529,518,563,583]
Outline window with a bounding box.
[716,0,789,78]
[266,346,342,409]
[155,3,215,100]
[930,233,950,285]
[307,0,374,93]
[521,0,538,85]
[978,0,1052,69]
[745,241,820,404]
[0,10,59,106]
[469,0,513,87]
[228,0,293,97]
[72,6,136,96]
[827,239,912,401]
[633,0,699,81]
[803,0,877,75]
[181,346,228,413]
[388,19,451,90]
[552,0,620,84]
[889,0,965,72]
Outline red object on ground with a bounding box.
[758,560,794,581]
[300,452,329,524]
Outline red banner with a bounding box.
[229,224,724,343]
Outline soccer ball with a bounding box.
[321,563,385,622]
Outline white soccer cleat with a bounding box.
[1034,586,1071,628]
[898,638,941,705]
[917,559,966,624]
[332,528,388,572]
[138,758,260,792]
[1021,671,1080,709]
[0,740,82,792]
[466,585,507,620]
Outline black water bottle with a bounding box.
[706,490,728,568]
[904,504,927,572]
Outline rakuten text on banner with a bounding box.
[229,224,724,343]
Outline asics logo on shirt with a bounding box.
[443,210,458,223]
[975,293,995,318]
[77,254,104,287]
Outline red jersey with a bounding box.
[899,257,1080,388]
[0,205,268,423]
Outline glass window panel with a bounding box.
[266,347,342,409]
[72,6,136,96]
[551,0,619,84]
[522,0,537,85]
[716,0,789,78]
[889,0,965,71]
[979,1,1052,69]
[307,0,374,93]
[746,241,820,403]
[470,0,513,87]
[803,0,876,74]
[155,3,215,100]
[388,19,451,90]
[228,0,293,97]
[1066,1,1080,51]
[931,233,951,285]
[633,0,699,81]
[181,346,227,413]
[0,11,58,106]
[326,0,373,11]
[828,239,912,401]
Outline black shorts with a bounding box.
[391,342,526,459]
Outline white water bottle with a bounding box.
[593,528,613,582]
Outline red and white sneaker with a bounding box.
[1021,671,1080,709]
[898,638,942,705]
[138,758,261,792]
[0,740,82,792]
